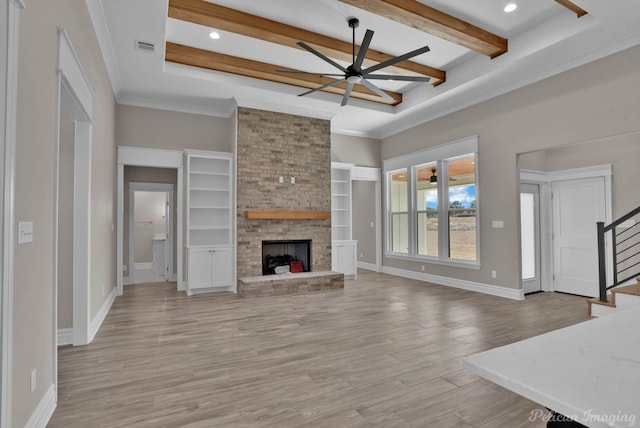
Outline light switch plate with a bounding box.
[492,220,504,229]
[18,221,33,244]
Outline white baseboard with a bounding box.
[357,261,380,272]
[88,286,117,342]
[381,266,524,300]
[57,327,73,346]
[134,262,153,270]
[24,383,56,428]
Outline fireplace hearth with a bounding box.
[262,239,311,275]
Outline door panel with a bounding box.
[212,248,232,287]
[188,248,212,290]
[552,178,605,297]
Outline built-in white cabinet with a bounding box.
[331,162,358,279]
[186,150,235,294]
[188,247,232,290]
[332,241,357,278]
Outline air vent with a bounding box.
[135,40,156,53]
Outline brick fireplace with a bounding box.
[236,107,343,297]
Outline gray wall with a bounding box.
[116,104,233,152]
[381,44,640,291]
[13,0,117,424]
[519,135,640,218]
[332,133,381,167]
[352,180,377,264]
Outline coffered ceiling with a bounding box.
[86,0,640,138]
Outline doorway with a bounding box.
[117,149,184,296]
[128,185,174,284]
[520,165,611,298]
[520,183,541,294]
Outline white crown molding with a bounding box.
[118,93,237,119]
[382,266,524,300]
[84,0,122,97]
[376,20,640,139]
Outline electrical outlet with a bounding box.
[30,369,36,393]
[290,177,295,184]
[491,270,497,279]
[370,222,374,228]
[360,252,363,258]
[279,176,284,184]
[421,265,425,272]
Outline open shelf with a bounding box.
[187,152,232,247]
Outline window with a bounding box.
[390,169,409,253]
[447,155,476,261]
[385,137,478,266]
[416,163,438,257]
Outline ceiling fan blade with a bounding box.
[298,78,344,97]
[362,45,430,75]
[341,81,355,106]
[353,29,374,72]
[363,74,431,83]
[360,79,394,102]
[276,70,346,77]
[297,42,348,73]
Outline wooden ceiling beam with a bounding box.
[168,0,445,85]
[165,42,402,106]
[555,0,588,18]
[337,0,508,59]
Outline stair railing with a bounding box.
[597,206,640,302]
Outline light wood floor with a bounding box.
[49,270,591,427]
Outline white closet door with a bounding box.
[552,177,606,297]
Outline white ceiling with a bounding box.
[86,0,640,138]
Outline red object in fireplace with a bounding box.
[290,261,303,273]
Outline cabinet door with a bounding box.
[331,244,342,272]
[189,248,213,290]
[332,242,357,276]
[211,247,232,287]
[341,243,357,276]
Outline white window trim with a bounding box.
[384,136,480,268]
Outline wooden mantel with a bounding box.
[244,210,331,220]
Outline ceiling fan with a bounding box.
[429,167,456,183]
[279,18,431,106]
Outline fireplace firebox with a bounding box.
[262,239,311,275]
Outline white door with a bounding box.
[521,184,541,294]
[552,178,606,297]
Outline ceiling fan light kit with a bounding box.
[282,17,431,106]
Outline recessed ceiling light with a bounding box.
[504,3,517,12]
[209,31,220,40]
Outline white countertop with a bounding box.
[464,308,640,428]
